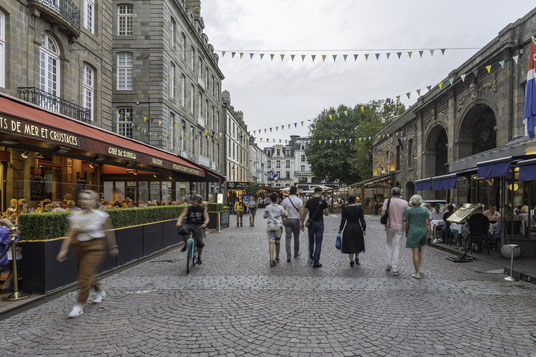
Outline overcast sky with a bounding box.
[201,0,535,146]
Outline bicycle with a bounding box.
[183,225,203,274]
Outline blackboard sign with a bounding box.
[30,178,46,201]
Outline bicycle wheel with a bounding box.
[186,240,192,273]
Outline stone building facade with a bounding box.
[249,142,268,184]
[222,91,249,182]
[111,0,224,175]
[370,7,536,203]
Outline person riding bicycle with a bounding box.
[176,194,209,264]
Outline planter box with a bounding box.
[221,211,230,229]
[21,220,179,294]
[208,212,219,230]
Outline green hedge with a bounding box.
[207,203,224,212]
[18,205,188,241]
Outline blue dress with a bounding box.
[404,206,429,248]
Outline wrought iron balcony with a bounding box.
[18,87,91,124]
[29,0,81,37]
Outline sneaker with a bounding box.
[385,265,392,272]
[270,260,276,267]
[312,263,322,268]
[350,261,355,267]
[391,270,400,276]
[197,258,202,265]
[294,252,300,258]
[355,257,360,265]
[68,304,84,318]
[432,239,439,244]
[275,258,279,263]
[92,289,106,304]
[287,257,291,262]
[181,245,187,252]
[411,273,421,280]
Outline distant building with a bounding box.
[222,91,249,182]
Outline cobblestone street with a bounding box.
[2,212,536,356]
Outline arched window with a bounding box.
[82,64,94,121]
[39,33,60,111]
[0,10,5,87]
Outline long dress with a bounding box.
[404,206,429,248]
[339,205,366,254]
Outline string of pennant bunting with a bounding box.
[250,52,522,135]
[252,130,405,145]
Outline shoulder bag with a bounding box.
[305,199,324,227]
[380,198,391,225]
[284,197,300,226]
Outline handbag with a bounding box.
[335,234,342,250]
[380,198,391,225]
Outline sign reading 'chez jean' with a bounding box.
[0,116,79,146]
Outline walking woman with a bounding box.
[57,190,118,318]
[404,194,431,280]
[338,195,366,267]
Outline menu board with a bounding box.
[30,177,46,201]
[446,203,482,223]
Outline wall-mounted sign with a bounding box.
[172,163,202,176]
[0,116,79,146]
[227,182,248,189]
[152,158,163,166]
[107,146,137,160]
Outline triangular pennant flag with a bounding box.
[280,54,285,61]
[143,116,147,121]
[312,55,316,62]
[281,125,284,130]
[499,60,505,69]
[270,128,272,132]
[386,52,391,59]
[279,139,282,143]
[485,65,492,73]
[396,95,400,102]
[328,114,333,120]
[322,54,327,62]
[460,73,467,82]
[275,126,278,131]
[318,140,321,144]
[264,129,267,133]
[512,55,519,64]
[336,112,340,118]
[339,139,342,143]
[260,138,263,142]
[294,123,297,128]
[360,106,364,112]
[416,89,421,96]
[406,92,411,99]
[221,51,226,57]
[427,85,432,91]
[441,49,446,55]
[204,129,208,134]
[472,69,479,78]
[449,78,454,86]
[232,52,236,58]
[353,54,358,61]
[364,53,369,61]
[419,50,424,58]
[288,124,291,129]
[301,121,304,126]
[408,51,412,58]
[174,123,178,128]
[430,49,435,56]
[397,52,402,59]
[270,54,274,61]
[438,81,443,90]
[253,130,256,135]
[249,53,254,59]
[343,54,348,61]
[344,110,348,116]
[291,54,295,61]
[332,55,337,62]
[260,53,265,60]
[375,53,380,60]
[301,54,306,62]
[239,52,244,59]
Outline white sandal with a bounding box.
[411,273,421,280]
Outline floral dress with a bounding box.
[404,206,429,248]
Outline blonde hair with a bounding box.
[409,194,423,207]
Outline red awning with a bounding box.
[0,94,222,180]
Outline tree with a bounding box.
[244,182,261,197]
[306,100,405,185]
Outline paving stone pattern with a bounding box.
[1,213,536,356]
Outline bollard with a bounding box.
[504,244,519,282]
[2,226,29,301]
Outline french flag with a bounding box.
[524,37,536,138]
[271,168,279,182]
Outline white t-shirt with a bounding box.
[264,204,286,227]
[429,210,443,221]
[282,195,303,219]
[68,209,109,241]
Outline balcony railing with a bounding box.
[18,87,91,124]
[29,0,81,36]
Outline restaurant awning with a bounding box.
[352,173,394,188]
[518,158,536,181]
[477,157,512,178]
[0,94,224,181]
[432,173,457,190]
[415,178,433,191]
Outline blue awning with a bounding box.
[432,174,457,190]
[519,158,536,181]
[477,157,512,178]
[415,179,433,191]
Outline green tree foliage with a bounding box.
[306,99,405,185]
[244,182,261,197]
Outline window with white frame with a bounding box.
[211,106,215,130]
[190,46,195,71]
[117,4,133,36]
[198,92,202,117]
[205,99,209,121]
[190,83,194,113]
[83,0,95,34]
[82,64,94,121]
[198,56,202,77]
[169,112,175,151]
[181,32,186,61]
[190,126,194,155]
[0,11,5,88]
[117,52,133,90]
[181,120,186,152]
[39,33,60,111]
[180,73,185,106]
[212,75,215,96]
[170,17,176,49]
[169,62,175,99]
[205,65,209,85]
[117,107,133,138]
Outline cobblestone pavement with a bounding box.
[2,212,536,356]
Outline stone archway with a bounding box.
[457,104,497,159]
[424,125,448,178]
[405,181,415,199]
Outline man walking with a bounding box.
[282,186,303,262]
[382,187,408,276]
[301,187,329,268]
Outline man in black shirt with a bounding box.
[300,187,329,268]
[177,194,209,264]
[466,205,489,252]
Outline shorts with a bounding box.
[267,225,282,242]
[249,208,257,216]
[236,211,244,217]
[181,225,205,248]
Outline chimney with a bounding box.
[222,90,231,107]
[237,111,244,122]
[185,0,201,18]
